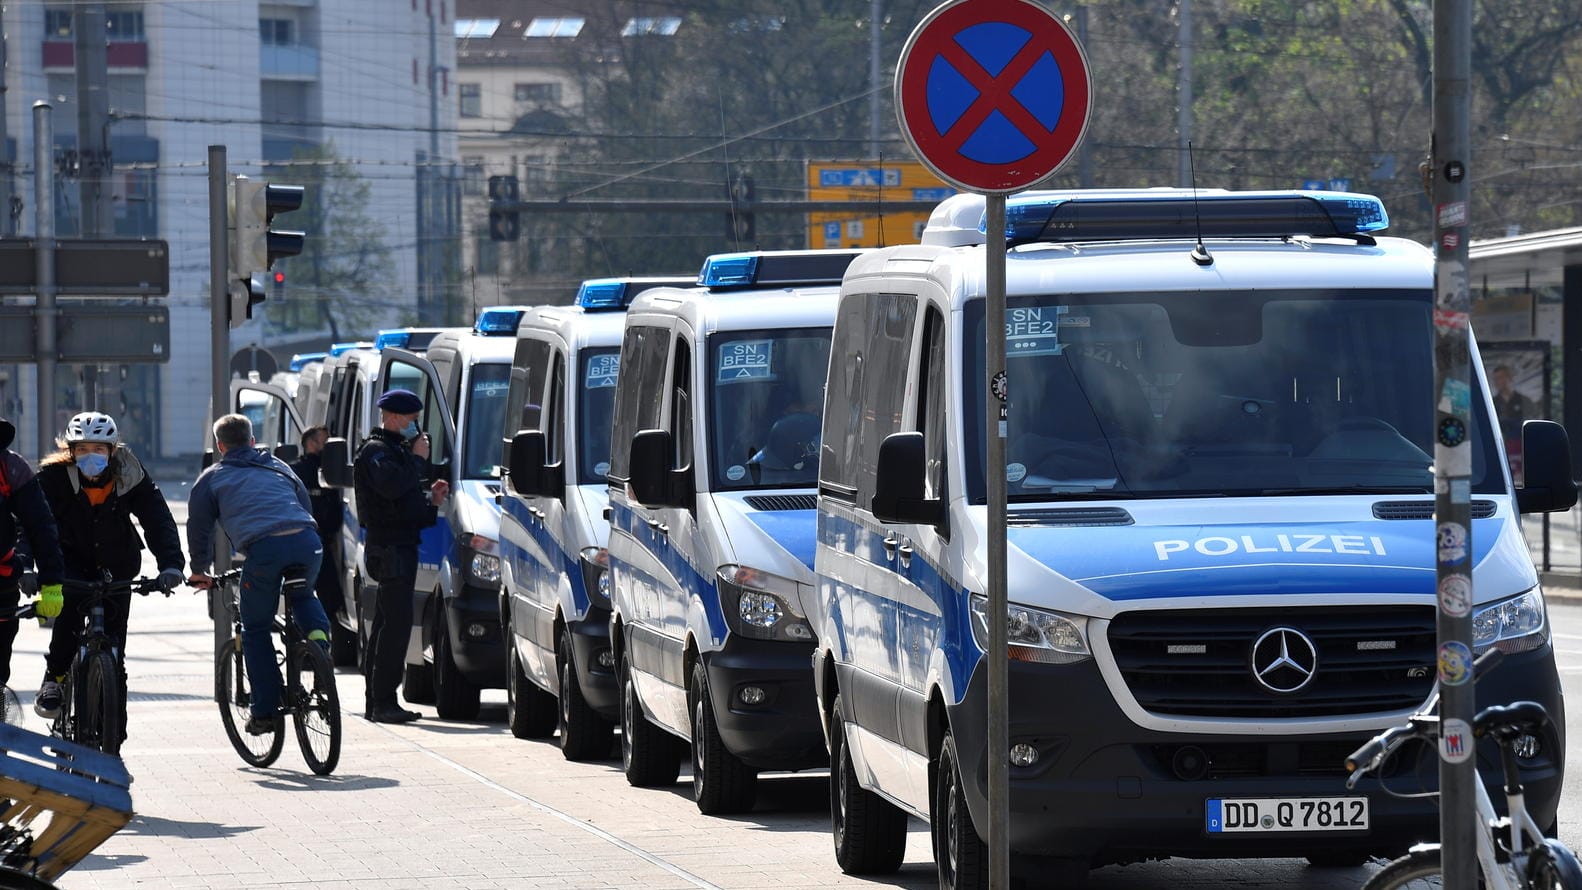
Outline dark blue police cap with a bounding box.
[377,389,423,414]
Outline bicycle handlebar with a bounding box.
[1344,647,1509,782]
[61,576,171,600]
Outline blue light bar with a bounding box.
[996,190,1391,245]
[576,279,629,311]
[289,352,328,371]
[698,250,863,290]
[374,329,411,350]
[328,341,373,356]
[475,306,526,335]
[699,254,758,288]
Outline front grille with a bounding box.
[744,494,817,511]
[1107,606,1436,718]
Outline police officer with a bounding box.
[354,390,448,723]
[290,426,345,631]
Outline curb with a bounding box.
[1540,571,1582,602]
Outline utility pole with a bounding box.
[424,0,442,323]
[74,2,112,415]
[33,103,56,460]
[1432,0,1476,886]
[1075,6,1092,187]
[207,144,232,681]
[869,0,883,159]
[1176,0,1194,187]
[0,8,12,237]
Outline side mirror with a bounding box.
[507,429,562,497]
[272,443,300,463]
[1516,420,1578,514]
[201,449,215,470]
[871,432,943,526]
[321,437,353,488]
[629,428,680,508]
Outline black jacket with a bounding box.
[353,428,437,546]
[2,450,66,587]
[290,451,344,539]
[37,446,185,582]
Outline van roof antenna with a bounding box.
[1188,141,1213,266]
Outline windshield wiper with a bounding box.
[1248,485,1431,496]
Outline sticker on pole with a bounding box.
[1440,718,1474,764]
[895,0,1092,194]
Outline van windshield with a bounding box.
[462,362,511,480]
[577,348,620,484]
[963,289,1503,503]
[708,327,832,490]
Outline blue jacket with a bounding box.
[187,444,315,574]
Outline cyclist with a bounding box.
[33,411,184,726]
[187,413,331,735]
[0,416,66,719]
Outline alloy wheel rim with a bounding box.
[692,697,706,794]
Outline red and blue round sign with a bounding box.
[895,0,1092,194]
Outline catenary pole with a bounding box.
[33,102,55,459]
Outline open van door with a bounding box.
[377,347,458,474]
[230,379,305,463]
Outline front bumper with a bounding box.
[702,635,827,772]
[944,644,1564,866]
[443,582,507,688]
[567,607,619,719]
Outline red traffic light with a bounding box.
[272,271,285,285]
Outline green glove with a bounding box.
[36,584,63,619]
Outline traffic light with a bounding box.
[229,175,305,327]
[488,174,520,242]
[726,172,755,244]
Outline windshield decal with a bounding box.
[1006,305,1069,357]
[585,353,620,388]
[717,339,774,383]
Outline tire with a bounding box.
[1530,839,1582,890]
[829,694,907,874]
[330,622,358,668]
[216,643,284,768]
[0,865,61,889]
[291,642,342,776]
[557,633,613,760]
[433,608,481,720]
[934,732,988,890]
[505,643,556,740]
[402,663,435,704]
[689,662,757,814]
[1360,849,1449,889]
[81,653,123,756]
[619,653,682,787]
[1307,851,1372,868]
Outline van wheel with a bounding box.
[620,654,682,787]
[934,732,988,890]
[689,663,757,814]
[506,643,556,739]
[558,634,613,760]
[434,608,481,720]
[830,694,906,874]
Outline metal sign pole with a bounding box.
[207,145,233,694]
[1432,0,1476,886]
[985,194,1010,889]
[32,102,55,460]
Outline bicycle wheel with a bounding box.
[1530,839,1582,890]
[290,642,341,776]
[1363,847,1508,889]
[215,642,283,768]
[0,865,59,889]
[80,653,122,756]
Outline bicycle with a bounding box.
[211,566,341,775]
[47,575,170,756]
[1348,649,1582,889]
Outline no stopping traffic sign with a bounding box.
[895,0,1092,194]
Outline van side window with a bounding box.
[671,338,693,470]
[547,350,566,466]
[819,298,867,497]
[918,306,948,504]
[609,324,671,480]
[821,293,918,505]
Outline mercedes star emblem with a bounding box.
[1251,627,1318,694]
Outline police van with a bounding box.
[500,276,693,758]
[810,189,1577,884]
[605,249,863,814]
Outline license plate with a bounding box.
[1206,797,1369,833]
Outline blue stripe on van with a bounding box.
[741,509,818,570]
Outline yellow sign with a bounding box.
[806,161,956,248]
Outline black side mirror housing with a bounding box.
[629,429,684,508]
[871,432,944,526]
[272,443,300,464]
[1516,420,1578,514]
[508,429,563,497]
[201,449,215,470]
[321,437,353,488]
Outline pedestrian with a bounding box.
[0,416,65,720]
[289,425,345,631]
[354,389,448,724]
[33,411,184,726]
[186,413,331,735]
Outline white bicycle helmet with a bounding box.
[64,411,118,445]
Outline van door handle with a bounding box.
[882,536,898,561]
[646,518,662,531]
[898,543,914,568]
[656,523,669,535]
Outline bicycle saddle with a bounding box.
[1473,700,1550,741]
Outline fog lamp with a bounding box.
[596,649,616,669]
[1514,734,1542,760]
[739,686,767,705]
[1009,743,1039,767]
[466,622,489,640]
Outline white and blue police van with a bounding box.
[499,276,694,758]
[606,249,865,814]
[810,189,1577,885]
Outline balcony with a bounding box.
[42,41,149,71]
[261,44,319,81]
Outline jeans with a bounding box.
[240,527,330,719]
[364,543,416,712]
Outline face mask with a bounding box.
[75,452,109,478]
[401,420,421,441]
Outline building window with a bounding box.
[260,18,294,46]
[106,11,144,42]
[462,156,485,196]
[45,10,73,38]
[622,17,682,37]
[513,82,561,105]
[459,83,481,118]
[453,18,499,39]
[524,17,584,38]
[475,226,500,276]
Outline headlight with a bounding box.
[463,533,501,585]
[970,595,1091,664]
[580,546,611,608]
[1473,588,1548,654]
[717,564,816,643]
